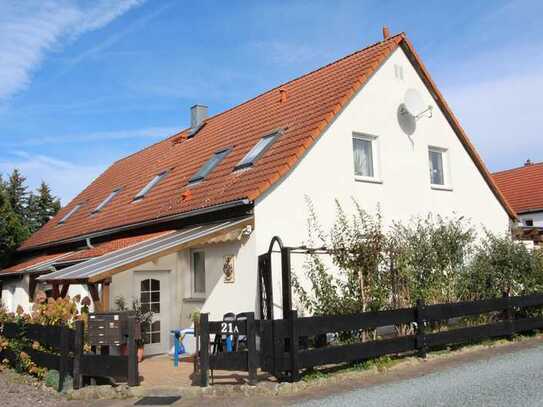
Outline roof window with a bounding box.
[58,204,83,224]
[235,130,281,170]
[92,188,121,214]
[189,148,230,184]
[134,171,167,201]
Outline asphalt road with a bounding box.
[292,342,543,407]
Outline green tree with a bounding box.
[27,181,61,232]
[6,169,29,220]
[0,181,28,266]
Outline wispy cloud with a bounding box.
[443,41,543,172]
[0,0,145,101]
[0,126,177,148]
[0,151,106,204]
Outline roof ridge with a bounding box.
[112,33,405,166]
[493,161,543,175]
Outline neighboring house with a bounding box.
[0,30,515,355]
[493,160,543,246]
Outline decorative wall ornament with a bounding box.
[223,255,235,283]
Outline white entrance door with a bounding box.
[134,271,170,355]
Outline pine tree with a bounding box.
[0,179,28,266]
[6,169,29,222]
[27,181,61,232]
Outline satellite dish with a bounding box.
[400,88,433,120]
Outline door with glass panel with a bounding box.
[134,271,170,355]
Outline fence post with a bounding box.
[288,310,300,382]
[416,299,427,359]
[58,324,68,392]
[199,313,210,387]
[73,320,84,390]
[503,292,514,338]
[246,312,258,386]
[127,316,139,386]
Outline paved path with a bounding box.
[292,342,543,407]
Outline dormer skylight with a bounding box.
[235,130,281,170]
[188,148,230,184]
[58,204,82,225]
[134,171,167,201]
[92,188,121,214]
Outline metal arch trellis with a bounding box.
[257,236,330,321]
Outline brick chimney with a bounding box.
[382,26,390,40]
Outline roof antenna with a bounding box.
[382,26,390,40]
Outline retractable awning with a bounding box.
[38,217,253,283]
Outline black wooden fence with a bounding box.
[197,293,543,386]
[0,318,139,391]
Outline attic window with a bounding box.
[92,188,121,214]
[235,130,281,170]
[58,204,82,224]
[134,171,167,201]
[188,148,230,184]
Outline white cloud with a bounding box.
[442,43,543,172]
[0,151,106,205]
[0,0,145,101]
[2,126,177,147]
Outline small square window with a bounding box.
[352,133,379,181]
[428,147,448,186]
[192,250,206,296]
[525,219,534,227]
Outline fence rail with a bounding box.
[0,317,139,390]
[197,292,543,386]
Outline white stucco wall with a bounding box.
[1,276,90,314]
[108,233,256,353]
[253,47,511,315]
[519,212,543,227]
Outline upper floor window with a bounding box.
[235,130,281,170]
[428,147,450,189]
[525,219,534,227]
[58,203,82,224]
[134,171,167,201]
[188,148,230,184]
[92,188,121,214]
[352,133,379,182]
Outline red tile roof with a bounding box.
[19,33,515,251]
[0,252,72,274]
[2,230,173,274]
[493,162,543,214]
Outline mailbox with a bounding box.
[88,311,134,346]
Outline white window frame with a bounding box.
[428,146,452,191]
[190,249,206,298]
[352,132,382,184]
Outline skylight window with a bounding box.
[92,188,121,214]
[58,204,82,224]
[189,148,231,184]
[235,130,281,170]
[134,171,167,201]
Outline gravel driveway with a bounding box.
[292,342,543,407]
[0,369,77,407]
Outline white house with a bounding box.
[0,31,515,355]
[493,160,543,246]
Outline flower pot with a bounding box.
[137,346,144,362]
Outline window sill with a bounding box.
[431,184,453,191]
[355,176,383,184]
[183,297,206,303]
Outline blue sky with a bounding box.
[1,0,542,204]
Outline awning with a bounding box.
[38,217,253,283]
[0,252,73,277]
